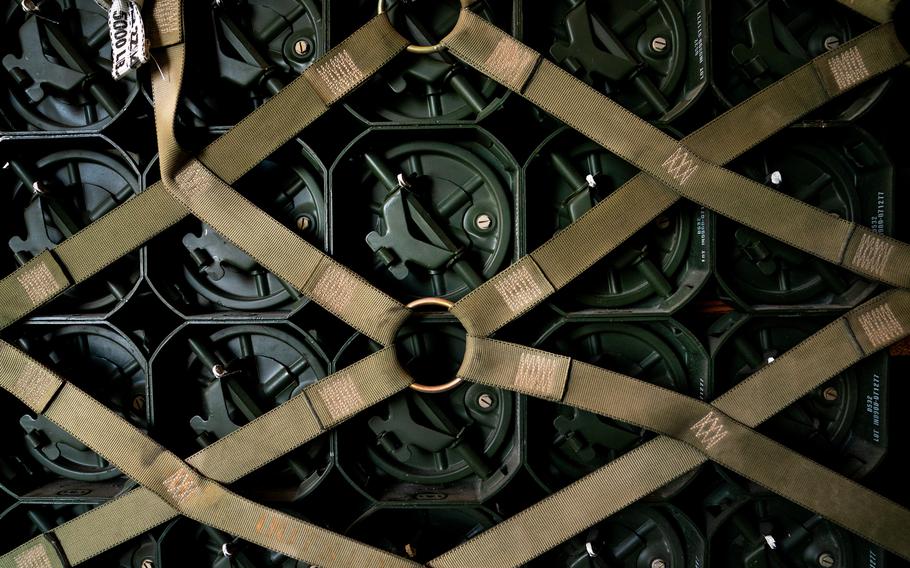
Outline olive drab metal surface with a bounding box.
[0,0,908,567]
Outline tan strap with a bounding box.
[0,342,418,568]
[836,0,900,22]
[428,437,705,568]
[163,159,410,345]
[455,334,910,560]
[447,17,910,336]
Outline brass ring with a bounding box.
[377,0,448,54]
[405,297,463,394]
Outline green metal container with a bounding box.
[709,312,888,479]
[145,135,327,317]
[150,321,333,502]
[178,0,325,128]
[705,485,886,568]
[330,126,520,302]
[0,0,140,132]
[334,317,522,504]
[345,505,500,563]
[0,322,148,499]
[715,124,894,311]
[526,316,710,499]
[523,0,710,123]
[159,516,306,568]
[524,126,711,315]
[530,503,706,568]
[1,135,143,318]
[712,0,890,122]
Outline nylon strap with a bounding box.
[0,14,408,334]
[0,343,417,568]
[145,0,182,47]
[34,285,910,567]
[837,0,900,22]
[447,16,910,336]
[167,159,410,345]
[0,2,908,564]
[429,437,706,568]
[0,535,67,568]
[444,291,910,567]
[448,321,910,561]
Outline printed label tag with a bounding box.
[109,0,148,80]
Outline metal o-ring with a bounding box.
[404,297,464,394]
[377,0,448,54]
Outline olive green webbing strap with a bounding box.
[432,292,910,566]
[0,14,408,334]
[447,16,910,336]
[152,12,409,346]
[29,290,903,568]
[430,437,706,568]
[837,0,900,22]
[0,343,418,568]
[51,347,413,567]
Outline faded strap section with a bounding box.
[169,159,409,346]
[0,251,70,330]
[145,0,182,47]
[446,15,910,336]
[0,536,66,568]
[460,337,570,401]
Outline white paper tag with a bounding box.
[109,0,149,80]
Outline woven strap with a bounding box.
[446,16,910,336]
[0,14,408,333]
[438,293,910,565]
[0,343,416,568]
[428,437,706,568]
[836,0,900,22]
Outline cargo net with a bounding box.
[0,0,909,567]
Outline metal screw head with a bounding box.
[651,36,668,53]
[32,181,47,195]
[818,552,836,567]
[824,36,841,51]
[475,214,493,231]
[293,39,312,57]
[212,364,228,378]
[477,393,495,409]
[141,559,154,568]
[21,0,39,12]
[770,170,783,185]
[823,387,839,401]
[296,215,311,232]
[651,559,667,568]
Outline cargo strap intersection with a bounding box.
[1,0,909,567]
